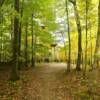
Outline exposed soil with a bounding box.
[0,63,100,100]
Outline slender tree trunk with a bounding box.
[90,25,93,69]
[65,0,71,72]
[84,0,88,72]
[94,0,100,67]
[31,14,35,67]
[10,15,14,62]
[18,0,24,69]
[25,21,28,67]
[70,0,82,71]
[0,13,3,63]
[10,0,20,81]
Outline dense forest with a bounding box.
[0,0,100,99]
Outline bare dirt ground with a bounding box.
[0,63,100,100]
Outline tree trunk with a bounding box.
[31,14,35,67]
[0,12,3,63]
[18,0,24,70]
[84,0,88,73]
[10,0,20,81]
[90,26,93,69]
[25,21,28,67]
[70,0,82,71]
[65,0,71,72]
[94,0,100,67]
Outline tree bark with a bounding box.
[70,0,82,71]
[31,14,35,67]
[18,0,24,69]
[0,12,3,63]
[25,21,28,67]
[65,0,71,72]
[84,0,88,72]
[10,0,20,81]
[94,0,100,67]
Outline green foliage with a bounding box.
[0,0,58,62]
[0,0,100,64]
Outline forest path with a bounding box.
[0,63,100,99]
[21,63,69,100]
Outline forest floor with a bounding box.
[0,63,100,100]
